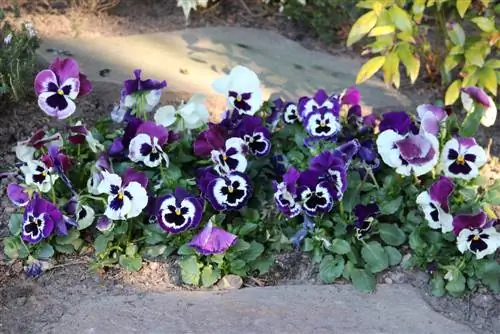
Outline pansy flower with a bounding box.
[416,104,447,136]
[43,144,73,192]
[211,137,248,175]
[128,121,170,168]
[352,203,380,240]
[332,139,361,169]
[416,177,455,233]
[340,86,360,107]
[154,94,209,130]
[297,170,334,216]
[346,105,376,136]
[108,116,143,156]
[461,87,497,127]
[235,115,271,157]
[266,98,284,129]
[20,159,59,193]
[123,69,167,112]
[309,151,347,200]
[440,137,486,180]
[298,89,340,120]
[97,169,149,220]
[156,187,202,234]
[22,194,62,244]
[76,204,95,230]
[96,216,114,232]
[68,121,104,153]
[193,123,227,157]
[87,152,112,195]
[376,111,439,176]
[357,139,381,173]
[14,130,63,163]
[212,65,262,115]
[34,57,92,119]
[453,211,500,259]
[188,221,237,255]
[206,171,252,211]
[7,183,30,206]
[273,167,301,218]
[304,107,342,139]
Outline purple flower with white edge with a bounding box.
[96,216,114,232]
[282,102,301,125]
[123,69,166,112]
[440,137,486,180]
[461,87,497,127]
[298,89,340,120]
[22,194,62,244]
[297,170,334,216]
[416,177,455,233]
[68,121,104,153]
[34,58,91,119]
[266,98,284,128]
[376,111,439,176]
[309,151,347,200]
[188,220,237,255]
[212,65,262,115]
[108,116,143,156]
[358,139,380,172]
[206,171,252,211]
[235,115,271,157]
[20,159,58,193]
[416,104,447,136]
[304,107,342,139]
[333,139,360,168]
[453,211,500,259]
[273,167,301,218]
[211,137,248,175]
[156,187,203,234]
[353,203,380,240]
[97,168,149,220]
[128,121,169,168]
[196,167,219,197]
[7,183,30,206]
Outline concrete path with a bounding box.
[38,27,410,111]
[43,284,472,334]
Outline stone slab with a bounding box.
[44,284,472,334]
[38,27,410,111]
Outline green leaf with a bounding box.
[54,243,75,254]
[397,44,420,83]
[383,51,401,88]
[94,234,111,253]
[445,79,462,105]
[119,254,143,272]
[447,22,465,46]
[55,229,80,245]
[34,243,54,259]
[485,59,500,69]
[178,244,196,255]
[465,46,485,67]
[476,260,500,292]
[350,268,376,293]
[231,239,251,253]
[201,265,221,287]
[471,17,495,33]
[443,55,462,74]
[126,243,138,257]
[368,25,396,37]
[456,0,471,17]
[327,239,351,255]
[230,259,246,270]
[347,10,378,46]
[384,246,402,266]
[319,255,345,284]
[430,275,446,296]
[389,5,413,32]
[242,241,264,262]
[238,222,258,236]
[3,237,20,259]
[478,67,497,96]
[445,272,466,294]
[356,56,386,84]
[460,106,484,137]
[303,238,314,252]
[380,196,403,215]
[484,180,500,205]
[251,256,274,275]
[379,224,406,246]
[361,241,389,273]
[8,214,23,236]
[179,256,201,285]
[144,245,168,258]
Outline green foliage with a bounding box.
[348,0,499,105]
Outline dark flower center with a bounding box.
[163,205,189,226]
[24,214,44,239]
[467,233,489,253]
[221,180,246,204]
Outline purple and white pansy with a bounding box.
[297,170,335,216]
[75,204,95,230]
[128,121,170,168]
[22,194,62,244]
[273,167,302,218]
[309,150,348,200]
[461,87,497,127]
[352,203,380,240]
[122,69,167,112]
[68,121,104,153]
[376,111,439,176]
[440,137,486,180]
[298,89,339,120]
[304,107,342,139]
[15,130,63,163]
[188,220,237,255]
[20,159,59,193]
[205,171,252,211]
[7,183,30,207]
[212,65,262,116]
[416,104,448,136]
[211,137,248,175]
[34,57,92,119]
[235,116,271,157]
[416,177,455,233]
[282,102,301,124]
[156,187,202,234]
[97,169,149,220]
[453,211,500,259]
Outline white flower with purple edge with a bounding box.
[453,211,500,260]
[206,171,252,211]
[211,137,248,175]
[416,104,448,136]
[439,137,486,180]
[22,194,61,244]
[156,187,203,234]
[461,86,497,127]
[128,121,170,168]
[416,176,455,233]
[304,107,342,139]
[20,159,59,193]
[297,170,335,216]
[122,69,167,112]
[273,167,302,218]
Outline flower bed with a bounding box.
[2,58,499,295]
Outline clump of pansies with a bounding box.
[2,56,499,296]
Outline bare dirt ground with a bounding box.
[0,1,499,333]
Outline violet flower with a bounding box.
[22,194,63,243]
[416,177,455,233]
[193,123,227,157]
[68,121,104,153]
[188,221,237,255]
[461,86,497,127]
[123,69,166,112]
[156,187,203,234]
[440,137,486,180]
[128,121,170,168]
[297,170,334,216]
[206,171,252,211]
[352,203,380,240]
[273,167,301,218]
[235,115,271,157]
[309,151,347,200]
[453,211,500,259]
[298,89,340,120]
[7,183,30,207]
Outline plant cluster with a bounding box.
[347,0,499,107]
[2,56,499,295]
[0,12,39,104]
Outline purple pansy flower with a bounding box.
[188,221,237,255]
[108,116,143,156]
[22,194,62,244]
[352,203,380,240]
[20,159,59,193]
[346,105,376,135]
[282,102,300,125]
[273,167,302,218]
[297,170,334,216]
[43,144,73,192]
[333,139,361,168]
[206,171,252,211]
[440,137,486,180]
[128,121,169,168]
[96,216,114,232]
[304,107,342,139]
[357,139,381,173]
[461,86,497,127]
[235,115,271,157]
[196,167,219,197]
[453,211,500,259]
[7,183,30,206]
[68,121,104,153]
[122,69,167,112]
[193,123,227,157]
[416,104,447,136]
[298,89,340,120]
[340,86,360,106]
[15,130,63,163]
[416,177,455,233]
[377,111,439,176]
[211,137,248,175]
[34,57,91,119]
[266,98,284,128]
[309,151,347,200]
[156,187,203,234]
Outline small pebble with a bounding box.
[384,278,393,284]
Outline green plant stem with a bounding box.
[77,144,81,157]
[49,174,57,204]
[19,236,31,255]
[367,169,380,189]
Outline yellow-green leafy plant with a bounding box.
[347,0,499,106]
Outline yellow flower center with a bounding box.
[57,89,64,96]
[228,186,234,193]
[175,208,181,215]
[222,154,228,161]
[118,193,124,200]
[472,235,480,241]
[320,121,326,127]
[456,155,465,165]
[41,171,47,177]
[236,95,242,102]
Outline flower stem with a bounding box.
[367,169,380,189]
[77,144,81,157]
[49,174,56,204]
[20,237,31,256]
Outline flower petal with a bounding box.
[34,70,58,95]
